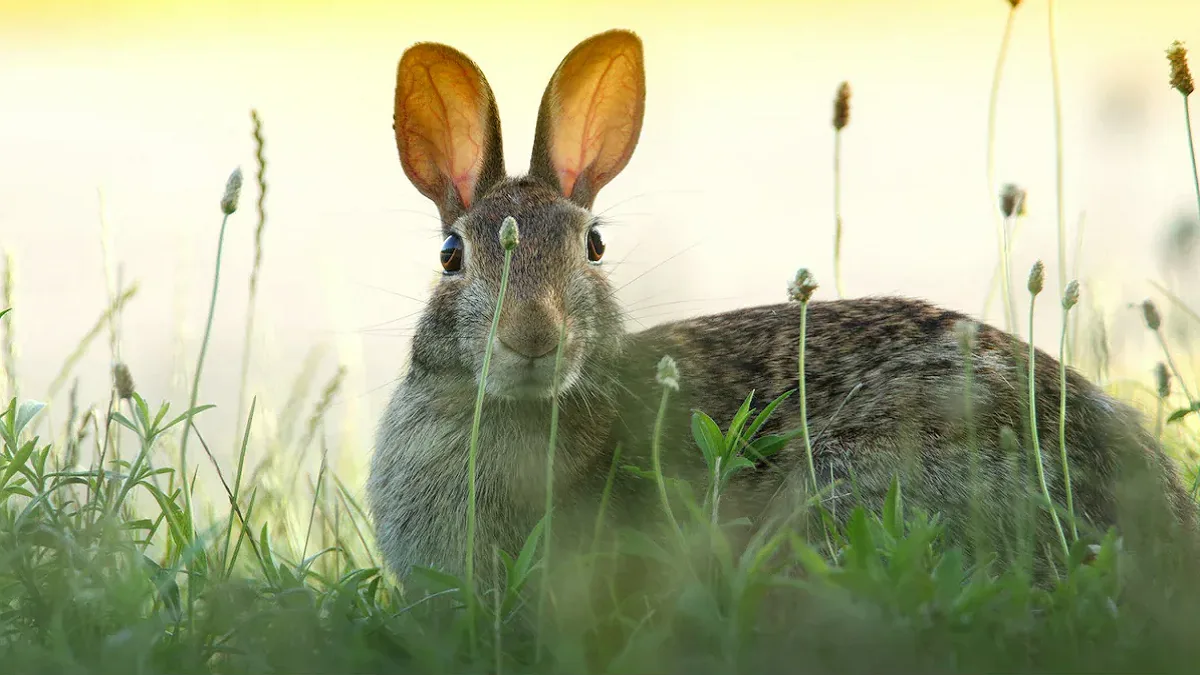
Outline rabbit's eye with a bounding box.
[440,234,464,273]
[586,228,605,263]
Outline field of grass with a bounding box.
[3,9,1200,675]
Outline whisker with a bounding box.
[351,309,427,333]
[593,189,705,219]
[603,242,701,301]
[348,282,430,305]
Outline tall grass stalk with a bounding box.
[788,269,820,494]
[1154,363,1170,443]
[44,285,139,412]
[1001,211,1019,334]
[986,3,1021,333]
[234,109,268,451]
[1058,281,1079,542]
[956,321,985,563]
[179,168,243,624]
[221,397,257,577]
[1143,300,1198,410]
[465,216,520,645]
[1183,97,1200,219]
[1047,0,1068,298]
[832,82,851,299]
[590,443,622,555]
[651,356,685,547]
[1166,42,1199,217]
[1,250,16,402]
[97,188,123,371]
[1025,261,1070,560]
[536,320,569,661]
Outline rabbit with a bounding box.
[367,28,1193,583]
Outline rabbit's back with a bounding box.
[603,296,1189,541]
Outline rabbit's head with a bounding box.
[394,30,646,401]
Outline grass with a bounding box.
[4,21,1200,675]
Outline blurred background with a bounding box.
[1,0,1198,489]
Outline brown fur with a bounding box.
[367,29,1192,583]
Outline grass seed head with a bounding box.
[832,82,852,131]
[112,362,135,400]
[1063,280,1080,310]
[1027,260,1045,296]
[1167,41,1195,97]
[500,216,520,251]
[1155,362,1171,399]
[221,167,244,215]
[1007,0,1022,7]
[788,268,819,303]
[1142,299,1162,331]
[655,355,680,391]
[1000,183,1027,218]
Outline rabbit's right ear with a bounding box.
[529,30,645,210]
[394,43,506,224]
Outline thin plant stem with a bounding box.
[1067,212,1087,365]
[536,320,568,662]
[798,300,818,493]
[833,131,845,299]
[1057,306,1078,542]
[1155,393,1165,442]
[1002,215,1019,335]
[590,443,622,556]
[464,245,514,647]
[222,397,257,577]
[986,6,1019,333]
[234,110,268,451]
[181,212,231,541]
[1151,324,1200,498]
[1027,298,1070,560]
[1152,328,1198,408]
[1048,0,1068,298]
[710,456,722,529]
[180,210,231,626]
[651,385,685,548]
[1182,96,1200,219]
[960,330,984,564]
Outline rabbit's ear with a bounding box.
[529,30,645,209]
[394,43,506,224]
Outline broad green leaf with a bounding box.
[14,400,45,437]
[690,411,724,470]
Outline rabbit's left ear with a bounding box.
[529,30,645,210]
[394,42,506,224]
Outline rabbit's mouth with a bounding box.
[482,339,582,400]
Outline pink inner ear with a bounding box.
[448,131,483,209]
[397,45,492,210]
[545,33,643,202]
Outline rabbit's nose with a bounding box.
[497,300,563,359]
